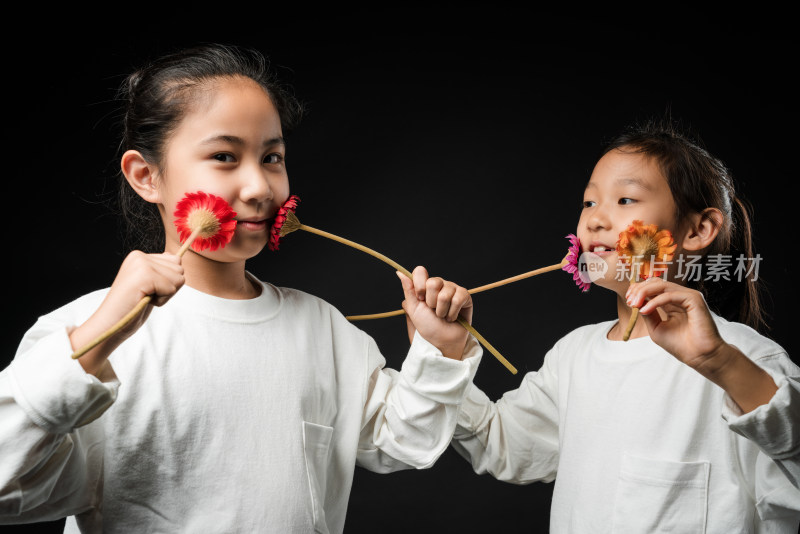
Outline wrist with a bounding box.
[692,341,737,380]
[436,338,468,360]
[70,318,122,377]
[694,343,778,413]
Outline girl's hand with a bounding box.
[70,251,185,375]
[628,277,778,412]
[627,277,725,370]
[397,266,472,360]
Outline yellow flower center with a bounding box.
[188,208,221,238]
[629,234,660,260]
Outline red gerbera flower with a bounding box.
[73,192,237,360]
[562,234,591,292]
[268,194,300,251]
[173,191,237,252]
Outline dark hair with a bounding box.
[602,119,766,332]
[116,43,304,253]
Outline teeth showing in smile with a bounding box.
[594,246,610,252]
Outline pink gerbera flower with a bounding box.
[268,194,300,251]
[173,191,237,252]
[562,233,590,292]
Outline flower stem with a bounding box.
[457,319,517,374]
[622,307,639,342]
[622,274,640,342]
[299,224,412,277]
[297,223,518,375]
[346,257,568,321]
[346,310,407,320]
[176,226,205,257]
[71,228,202,360]
[466,258,568,294]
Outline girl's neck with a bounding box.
[180,252,261,300]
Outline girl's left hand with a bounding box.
[397,266,472,360]
[627,277,728,371]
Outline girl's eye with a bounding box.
[618,198,636,205]
[264,153,284,164]
[213,153,236,163]
[583,200,596,208]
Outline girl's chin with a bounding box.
[191,243,267,263]
[223,235,268,254]
[589,275,630,295]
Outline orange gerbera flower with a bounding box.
[616,220,677,341]
[174,191,238,252]
[615,220,677,281]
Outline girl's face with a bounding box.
[156,76,290,263]
[577,149,682,296]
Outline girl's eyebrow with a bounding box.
[616,177,654,191]
[585,177,653,191]
[200,135,286,147]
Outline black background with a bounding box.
[2,9,797,534]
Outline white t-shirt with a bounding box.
[453,314,800,533]
[0,277,482,533]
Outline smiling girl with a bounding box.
[452,121,800,532]
[0,44,482,533]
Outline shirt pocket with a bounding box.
[302,421,334,534]
[612,452,710,534]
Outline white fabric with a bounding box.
[0,277,481,533]
[453,314,800,533]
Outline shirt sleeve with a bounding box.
[450,346,560,485]
[356,330,482,473]
[0,313,118,524]
[721,353,800,519]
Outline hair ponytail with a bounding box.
[730,194,767,331]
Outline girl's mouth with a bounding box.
[238,219,268,231]
[589,244,615,256]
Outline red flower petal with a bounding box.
[268,195,301,251]
[173,191,238,252]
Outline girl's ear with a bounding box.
[682,208,724,252]
[121,150,160,203]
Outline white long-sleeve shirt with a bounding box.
[453,314,800,533]
[0,277,482,533]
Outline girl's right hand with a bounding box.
[70,251,185,375]
[397,266,473,360]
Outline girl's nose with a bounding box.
[587,204,611,231]
[240,166,273,203]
